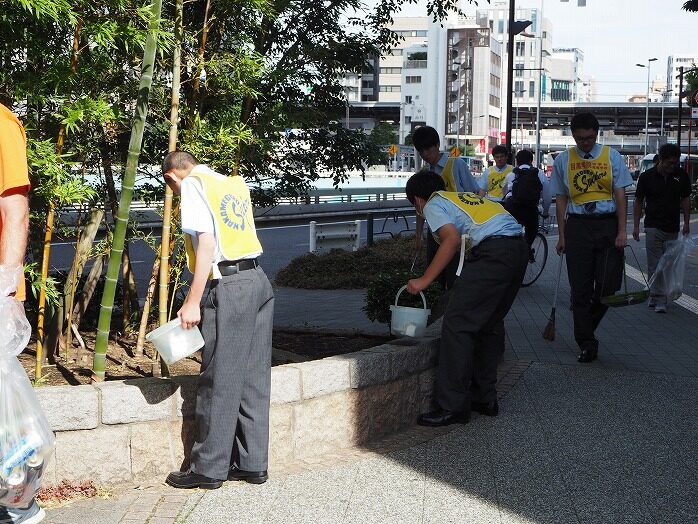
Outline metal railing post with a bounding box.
[366,212,374,246]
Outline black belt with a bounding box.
[483,234,524,242]
[218,258,259,276]
[568,213,615,220]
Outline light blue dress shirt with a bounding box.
[550,143,633,215]
[424,193,523,247]
[429,153,479,193]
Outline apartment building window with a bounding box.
[489,94,500,108]
[387,49,403,56]
[515,63,524,77]
[395,30,428,37]
[404,116,412,124]
[379,85,401,92]
[529,80,535,97]
[515,41,525,56]
[514,81,524,98]
[498,20,504,33]
[361,94,376,101]
[361,80,374,89]
[379,67,402,74]
[406,76,422,84]
[405,95,413,104]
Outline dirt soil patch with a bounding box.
[17,328,392,386]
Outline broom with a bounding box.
[543,253,565,341]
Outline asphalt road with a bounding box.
[47,205,698,302]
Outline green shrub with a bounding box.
[275,235,421,289]
[363,268,442,325]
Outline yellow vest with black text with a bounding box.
[567,146,613,205]
[184,168,262,275]
[486,165,513,198]
[428,191,509,243]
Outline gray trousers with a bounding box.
[191,266,275,480]
[436,237,528,412]
[645,227,678,305]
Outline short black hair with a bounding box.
[570,112,599,133]
[162,150,199,174]
[492,144,509,157]
[405,171,446,204]
[515,149,534,165]
[412,126,440,152]
[658,143,681,160]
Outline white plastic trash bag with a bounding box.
[0,265,55,507]
[648,236,696,302]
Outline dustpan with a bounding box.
[601,245,649,307]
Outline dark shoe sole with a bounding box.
[228,474,268,484]
[577,351,598,363]
[417,415,470,427]
[165,476,223,490]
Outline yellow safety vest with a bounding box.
[486,165,513,198]
[440,156,458,192]
[567,146,613,205]
[184,167,262,276]
[428,191,509,244]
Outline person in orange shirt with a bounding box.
[0,103,41,524]
[0,102,30,301]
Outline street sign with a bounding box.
[388,144,398,156]
[450,146,461,157]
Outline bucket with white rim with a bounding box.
[389,285,431,338]
[145,318,205,365]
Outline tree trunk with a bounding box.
[93,0,163,381]
[135,245,160,357]
[72,253,104,329]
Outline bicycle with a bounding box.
[521,212,555,287]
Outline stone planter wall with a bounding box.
[35,323,440,487]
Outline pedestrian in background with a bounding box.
[412,126,479,289]
[0,103,42,524]
[404,171,527,426]
[162,151,274,490]
[551,112,633,363]
[632,143,691,313]
[502,149,552,248]
[479,144,513,203]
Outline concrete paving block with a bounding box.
[36,384,99,431]
[53,425,131,484]
[269,405,294,466]
[292,390,365,458]
[328,349,391,388]
[171,375,198,418]
[130,421,180,481]
[270,365,301,405]
[298,359,351,399]
[96,378,177,425]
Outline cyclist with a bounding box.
[502,149,552,248]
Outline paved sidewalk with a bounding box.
[43,226,698,523]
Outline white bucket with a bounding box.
[389,285,431,338]
[145,318,205,365]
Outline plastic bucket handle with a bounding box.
[394,285,427,310]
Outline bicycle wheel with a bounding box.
[521,233,548,287]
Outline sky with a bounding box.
[397,0,698,101]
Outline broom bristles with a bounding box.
[542,308,556,341]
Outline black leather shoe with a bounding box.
[166,470,223,489]
[577,348,598,363]
[228,466,268,484]
[417,408,470,427]
[472,400,499,417]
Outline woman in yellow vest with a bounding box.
[404,171,528,427]
[162,151,274,490]
[550,112,633,363]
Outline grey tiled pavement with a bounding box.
[44,222,698,524]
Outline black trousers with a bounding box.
[565,215,624,352]
[505,200,539,246]
[436,237,528,412]
[427,232,460,290]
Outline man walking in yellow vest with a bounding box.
[162,151,274,489]
[551,113,632,363]
[405,171,528,426]
[478,144,513,203]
